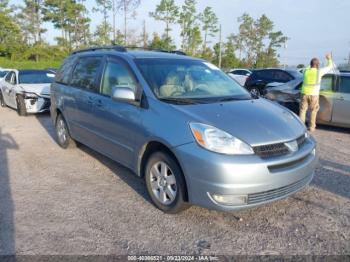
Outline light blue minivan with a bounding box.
[50,46,318,213]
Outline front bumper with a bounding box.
[24,95,51,113]
[174,137,317,211]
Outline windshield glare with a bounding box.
[19,71,55,84]
[135,59,251,101]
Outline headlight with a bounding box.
[189,123,254,155]
[23,92,38,98]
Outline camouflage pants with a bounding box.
[299,95,320,130]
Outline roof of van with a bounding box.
[71,47,202,60]
[127,50,199,60]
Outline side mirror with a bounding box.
[111,87,136,102]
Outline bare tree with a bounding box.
[115,0,140,45]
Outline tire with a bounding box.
[249,87,261,97]
[16,95,27,116]
[55,114,76,149]
[145,151,189,214]
[0,91,6,107]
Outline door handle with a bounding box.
[95,99,103,108]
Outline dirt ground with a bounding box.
[0,106,349,256]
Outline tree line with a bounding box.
[0,0,288,68]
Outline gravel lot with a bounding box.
[0,106,349,256]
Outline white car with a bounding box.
[227,69,252,86]
[0,69,55,115]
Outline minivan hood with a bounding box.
[19,83,51,97]
[173,98,305,146]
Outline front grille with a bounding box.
[253,134,307,158]
[248,175,311,205]
[253,143,289,158]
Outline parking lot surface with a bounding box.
[0,106,349,255]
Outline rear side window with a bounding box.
[70,56,103,92]
[273,71,292,82]
[55,56,78,85]
[339,76,350,94]
[256,70,272,79]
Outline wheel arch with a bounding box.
[54,108,63,123]
[53,108,73,138]
[138,140,189,201]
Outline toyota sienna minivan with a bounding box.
[50,46,318,213]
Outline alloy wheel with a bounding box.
[250,88,260,97]
[149,161,177,205]
[56,118,68,145]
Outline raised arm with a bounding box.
[319,54,334,77]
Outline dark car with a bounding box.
[245,68,302,97]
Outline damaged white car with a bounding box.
[0,69,55,116]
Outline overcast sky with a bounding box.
[11,0,350,66]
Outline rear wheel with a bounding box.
[16,95,27,116]
[55,114,76,149]
[145,151,189,214]
[0,91,6,107]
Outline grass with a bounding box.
[0,57,63,70]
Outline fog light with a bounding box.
[209,193,248,206]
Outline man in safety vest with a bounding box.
[299,54,333,132]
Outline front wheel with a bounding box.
[55,114,76,149]
[0,91,6,107]
[145,152,189,214]
[16,95,27,116]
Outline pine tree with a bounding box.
[115,0,140,45]
[199,7,218,54]
[93,0,112,45]
[149,0,179,50]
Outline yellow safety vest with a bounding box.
[301,68,320,96]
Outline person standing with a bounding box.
[299,54,333,132]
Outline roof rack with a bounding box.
[146,48,187,56]
[71,45,187,56]
[71,45,127,55]
[126,46,187,55]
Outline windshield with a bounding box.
[135,58,251,102]
[0,71,9,78]
[19,71,55,84]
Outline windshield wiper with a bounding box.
[159,97,200,105]
[214,96,251,102]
